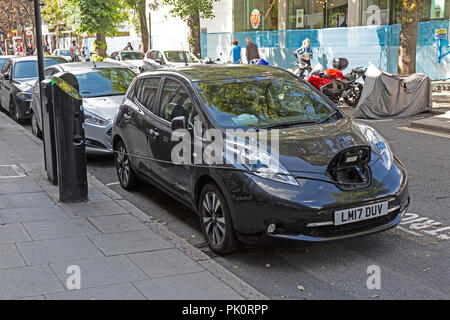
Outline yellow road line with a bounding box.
[397,127,450,139]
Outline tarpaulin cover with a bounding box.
[353,64,432,119]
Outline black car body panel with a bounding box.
[0,56,66,121]
[112,65,409,244]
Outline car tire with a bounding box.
[9,98,21,123]
[199,183,241,255]
[114,140,139,190]
[31,111,42,138]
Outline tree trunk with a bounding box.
[397,0,420,75]
[139,9,149,53]
[96,33,106,57]
[187,10,201,58]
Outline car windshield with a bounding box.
[164,51,198,63]
[120,51,144,60]
[74,68,136,98]
[59,50,70,56]
[195,77,337,129]
[13,60,63,79]
[0,58,8,70]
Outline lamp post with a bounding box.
[31,0,47,169]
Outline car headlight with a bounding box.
[84,110,109,126]
[225,141,299,186]
[357,123,393,170]
[16,91,32,100]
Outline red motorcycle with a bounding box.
[306,58,366,106]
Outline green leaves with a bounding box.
[64,0,129,36]
[160,0,219,21]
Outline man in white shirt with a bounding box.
[70,40,81,62]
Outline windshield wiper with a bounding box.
[315,110,338,124]
[256,120,318,130]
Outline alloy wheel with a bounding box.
[31,113,41,138]
[202,191,226,246]
[116,145,130,186]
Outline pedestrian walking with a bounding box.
[26,44,35,56]
[82,46,91,61]
[245,37,260,64]
[17,42,24,56]
[70,40,80,62]
[293,38,313,68]
[228,40,242,64]
[124,42,134,51]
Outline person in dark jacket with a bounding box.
[245,37,260,64]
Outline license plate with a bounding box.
[334,201,388,226]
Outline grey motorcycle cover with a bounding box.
[353,64,432,119]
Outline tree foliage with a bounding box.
[160,0,218,22]
[64,0,128,36]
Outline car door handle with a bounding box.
[147,128,159,138]
[123,113,131,120]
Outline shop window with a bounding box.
[234,0,279,32]
[361,0,390,25]
[391,0,449,24]
[288,0,325,29]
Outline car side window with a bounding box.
[2,61,11,76]
[158,78,193,123]
[44,68,56,79]
[136,77,161,111]
[156,51,163,62]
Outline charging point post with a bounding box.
[51,72,88,203]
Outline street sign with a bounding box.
[435,29,448,40]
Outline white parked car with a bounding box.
[142,49,201,71]
[30,62,136,155]
[104,50,145,74]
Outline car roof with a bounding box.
[49,61,131,72]
[138,64,293,82]
[115,50,142,54]
[0,55,17,59]
[10,56,66,62]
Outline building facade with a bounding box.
[149,0,449,80]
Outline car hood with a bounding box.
[14,78,37,92]
[82,95,124,121]
[226,117,381,174]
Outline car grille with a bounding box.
[302,209,400,238]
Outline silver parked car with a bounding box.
[104,50,145,74]
[30,62,136,155]
[142,49,201,71]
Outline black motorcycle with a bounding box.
[291,52,311,78]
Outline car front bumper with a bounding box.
[213,156,409,243]
[84,122,114,156]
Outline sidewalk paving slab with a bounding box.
[0,111,267,300]
[134,271,244,300]
[0,244,26,270]
[410,110,450,134]
[0,223,32,244]
[88,230,173,256]
[49,256,148,290]
[44,283,147,300]
[127,248,205,279]
[22,218,100,241]
[0,265,64,300]
[17,237,104,265]
[87,214,149,234]
[0,206,69,224]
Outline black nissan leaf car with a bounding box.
[112,65,409,255]
[0,56,66,122]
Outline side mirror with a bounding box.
[3,73,9,80]
[171,116,186,131]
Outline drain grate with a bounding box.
[194,242,219,259]
[0,165,26,178]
